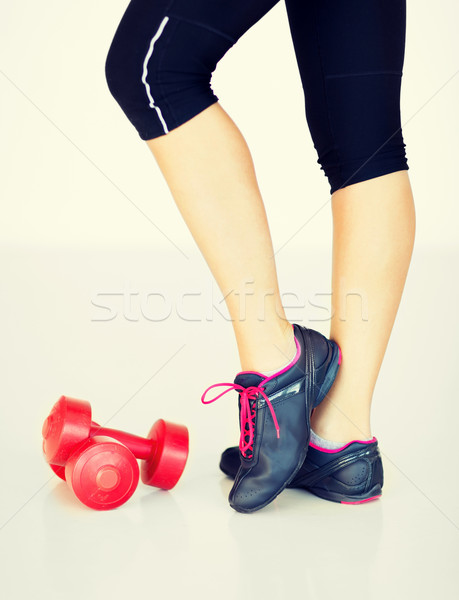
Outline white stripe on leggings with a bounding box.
[141,16,170,134]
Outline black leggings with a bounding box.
[105,0,409,194]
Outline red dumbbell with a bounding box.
[42,396,189,510]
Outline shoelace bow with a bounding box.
[201,382,280,455]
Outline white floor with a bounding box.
[0,244,458,600]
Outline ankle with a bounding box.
[237,320,295,373]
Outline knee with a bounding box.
[105,16,174,138]
[312,74,409,194]
[105,15,231,140]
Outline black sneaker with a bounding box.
[220,438,383,505]
[201,324,341,513]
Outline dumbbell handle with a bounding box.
[89,424,154,460]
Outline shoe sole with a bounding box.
[230,340,342,514]
[223,464,383,506]
[307,483,382,504]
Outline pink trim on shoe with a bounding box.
[263,336,301,382]
[341,495,381,505]
[309,437,378,454]
[338,346,342,365]
[234,330,301,383]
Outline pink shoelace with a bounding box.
[201,382,280,457]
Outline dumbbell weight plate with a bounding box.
[42,396,92,466]
[42,438,67,480]
[65,436,139,510]
[141,420,189,490]
[44,420,103,481]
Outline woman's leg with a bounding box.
[106,0,346,513]
[105,0,293,372]
[312,171,415,443]
[284,0,415,443]
[147,103,295,372]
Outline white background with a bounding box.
[1,2,458,599]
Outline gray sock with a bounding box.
[310,429,344,450]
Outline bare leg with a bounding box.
[311,170,415,443]
[146,102,295,372]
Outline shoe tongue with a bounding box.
[233,372,265,388]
